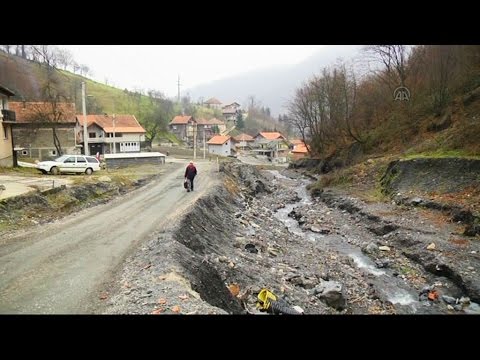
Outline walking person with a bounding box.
[184,161,197,192]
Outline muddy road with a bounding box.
[0,160,217,314]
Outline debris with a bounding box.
[427,243,436,250]
[178,294,189,300]
[228,262,235,268]
[228,283,240,297]
[99,293,108,300]
[428,290,439,301]
[151,308,164,314]
[171,305,181,313]
[292,305,304,314]
[158,298,167,305]
[379,246,391,251]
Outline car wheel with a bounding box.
[85,168,93,175]
[50,166,60,175]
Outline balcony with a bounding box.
[1,109,16,122]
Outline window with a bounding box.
[76,156,87,163]
[172,126,177,130]
[64,157,76,163]
[89,132,96,138]
[2,124,7,140]
[22,150,29,156]
[86,157,99,163]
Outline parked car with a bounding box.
[36,155,101,175]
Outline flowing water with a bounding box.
[270,171,421,313]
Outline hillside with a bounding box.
[0,51,173,126]
[187,45,361,117]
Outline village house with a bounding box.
[290,139,309,160]
[222,102,242,122]
[76,114,146,155]
[169,115,196,142]
[195,118,226,140]
[252,131,290,161]
[9,101,78,161]
[232,133,254,151]
[207,135,232,156]
[203,97,222,109]
[0,85,16,167]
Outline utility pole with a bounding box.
[177,74,181,103]
[203,126,206,159]
[193,122,197,160]
[112,114,116,154]
[82,81,89,155]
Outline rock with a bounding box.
[410,197,424,206]
[459,297,470,305]
[468,266,475,271]
[441,295,456,305]
[451,209,474,223]
[292,305,304,314]
[314,280,346,311]
[375,259,391,268]
[421,285,434,294]
[464,224,480,237]
[463,302,480,314]
[244,243,258,253]
[228,262,235,268]
[362,243,379,255]
[379,246,391,252]
[453,304,463,311]
[426,243,436,250]
[447,305,454,310]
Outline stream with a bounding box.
[270,171,431,314]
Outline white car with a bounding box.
[36,155,101,175]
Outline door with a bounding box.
[61,156,77,172]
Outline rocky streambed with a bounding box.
[103,162,480,315]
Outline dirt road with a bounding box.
[0,160,217,314]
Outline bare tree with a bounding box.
[56,48,74,70]
[30,45,60,69]
[363,45,411,89]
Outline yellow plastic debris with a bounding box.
[257,288,277,311]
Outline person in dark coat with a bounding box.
[184,161,197,192]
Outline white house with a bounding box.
[76,114,146,155]
[207,135,232,156]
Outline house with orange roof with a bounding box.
[76,114,146,155]
[0,85,16,167]
[253,131,290,160]
[207,135,232,156]
[290,139,309,160]
[232,133,254,151]
[9,101,78,161]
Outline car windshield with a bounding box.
[54,155,70,162]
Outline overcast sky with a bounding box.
[59,45,326,98]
